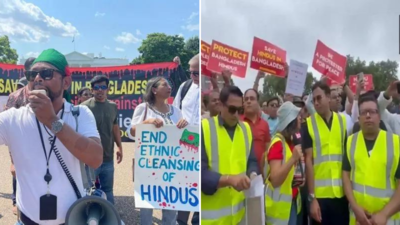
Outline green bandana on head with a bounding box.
[33,49,71,76]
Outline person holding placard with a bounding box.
[264,101,305,225]
[129,76,189,225]
[201,85,259,225]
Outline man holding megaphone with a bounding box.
[0,49,104,225]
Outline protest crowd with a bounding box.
[201,38,400,225]
[0,48,200,225]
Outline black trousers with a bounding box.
[177,211,199,225]
[311,197,349,225]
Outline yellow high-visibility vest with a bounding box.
[201,116,253,225]
[307,112,346,198]
[347,130,400,225]
[264,134,301,225]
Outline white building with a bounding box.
[19,51,129,67]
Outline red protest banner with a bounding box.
[349,74,373,93]
[201,41,212,77]
[250,37,286,77]
[207,40,249,78]
[0,62,185,142]
[312,40,347,83]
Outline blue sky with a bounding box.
[0,0,199,64]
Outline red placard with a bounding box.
[312,40,347,84]
[250,37,286,77]
[349,74,373,93]
[201,41,212,77]
[207,40,249,78]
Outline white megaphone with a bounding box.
[65,188,122,225]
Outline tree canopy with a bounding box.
[131,33,199,71]
[259,55,399,103]
[0,35,18,64]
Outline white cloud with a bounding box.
[24,51,39,58]
[103,45,110,50]
[181,24,199,31]
[202,0,400,91]
[115,47,125,52]
[0,0,79,43]
[178,33,184,37]
[82,52,88,55]
[188,12,199,20]
[114,32,141,44]
[95,12,105,17]
[136,29,142,36]
[182,11,199,31]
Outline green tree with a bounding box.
[131,33,199,71]
[0,35,18,64]
[344,55,398,91]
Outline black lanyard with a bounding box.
[35,103,65,187]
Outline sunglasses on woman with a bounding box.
[24,69,64,81]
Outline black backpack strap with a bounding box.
[180,79,193,110]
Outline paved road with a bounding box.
[0,142,181,225]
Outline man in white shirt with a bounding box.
[173,54,200,126]
[173,54,199,225]
[1,48,103,225]
[377,81,400,134]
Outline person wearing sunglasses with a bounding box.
[5,57,36,216]
[77,87,92,105]
[301,81,349,225]
[129,76,189,225]
[262,97,280,135]
[81,75,122,206]
[1,49,103,225]
[201,85,259,225]
[173,54,200,225]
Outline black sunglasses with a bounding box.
[93,85,108,91]
[226,105,244,114]
[187,71,199,77]
[24,69,64,81]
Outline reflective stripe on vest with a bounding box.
[202,200,245,220]
[264,134,292,203]
[310,113,344,189]
[310,113,344,165]
[264,134,296,224]
[202,117,251,222]
[266,217,290,225]
[349,132,394,198]
[208,118,250,173]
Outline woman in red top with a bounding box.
[265,101,304,225]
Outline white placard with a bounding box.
[134,124,199,212]
[285,59,308,96]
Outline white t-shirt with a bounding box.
[128,102,182,140]
[0,101,99,224]
[173,81,200,125]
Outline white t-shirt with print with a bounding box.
[0,100,100,224]
[128,102,182,140]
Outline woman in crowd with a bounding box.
[77,87,92,104]
[129,76,189,225]
[264,101,304,225]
